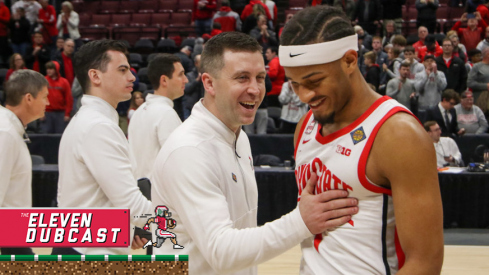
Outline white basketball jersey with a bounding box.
[294,96,413,275]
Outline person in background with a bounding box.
[476,26,489,51]
[53,38,75,86]
[392,34,407,58]
[0,70,49,256]
[426,89,464,137]
[263,0,277,26]
[212,0,241,32]
[381,20,397,47]
[383,47,403,82]
[278,80,308,133]
[455,90,489,133]
[183,54,204,119]
[372,36,388,87]
[8,7,30,56]
[57,1,81,49]
[25,31,50,75]
[193,0,216,36]
[415,55,447,111]
[0,0,10,65]
[466,48,482,71]
[265,46,284,107]
[418,34,443,61]
[467,47,489,101]
[37,0,57,47]
[351,0,383,36]
[354,25,373,51]
[50,37,64,59]
[413,26,436,52]
[416,0,439,33]
[6,53,26,81]
[250,14,277,52]
[435,38,468,94]
[381,0,404,35]
[447,32,467,62]
[127,91,144,122]
[41,61,72,134]
[11,0,41,33]
[386,61,417,111]
[452,12,488,52]
[404,46,426,79]
[425,121,463,168]
[363,51,381,93]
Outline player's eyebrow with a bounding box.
[302,72,323,79]
[118,65,130,69]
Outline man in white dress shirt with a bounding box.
[425,121,462,168]
[0,70,49,255]
[55,40,153,255]
[128,54,188,180]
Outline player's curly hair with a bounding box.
[280,6,355,46]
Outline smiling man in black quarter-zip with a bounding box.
[150,31,359,275]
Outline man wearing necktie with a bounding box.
[426,89,466,138]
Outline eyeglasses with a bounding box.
[442,44,453,47]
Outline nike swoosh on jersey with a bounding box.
[302,138,311,144]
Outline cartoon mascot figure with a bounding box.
[142,206,184,249]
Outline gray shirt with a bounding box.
[467,62,489,94]
[386,78,416,111]
[454,104,489,134]
[414,70,447,111]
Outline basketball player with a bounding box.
[151,32,359,274]
[280,6,443,274]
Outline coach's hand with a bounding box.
[299,172,359,235]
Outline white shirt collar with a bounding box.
[80,95,119,124]
[191,99,238,145]
[438,102,448,115]
[0,105,25,137]
[145,93,174,108]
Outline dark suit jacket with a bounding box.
[426,105,459,137]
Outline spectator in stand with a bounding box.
[357,33,368,76]
[37,0,57,47]
[278,80,308,133]
[11,0,41,32]
[416,0,439,34]
[0,0,10,65]
[387,61,417,111]
[212,0,241,32]
[320,0,356,19]
[392,34,407,58]
[127,91,144,122]
[466,48,482,71]
[279,12,294,37]
[424,121,462,168]
[41,61,72,134]
[50,37,64,59]
[183,54,204,119]
[174,46,194,74]
[415,55,447,111]
[354,25,373,51]
[351,0,382,36]
[262,0,277,26]
[477,26,489,51]
[363,51,381,93]
[372,36,388,86]
[477,0,489,25]
[5,53,26,81]
[467,47,489,100]
[53,38,75,86]
[241,0,272,22]
[381,0,405,35]
[25,31,50,75]
[243,75,271,135]
[242,3,267,34]
[413,26,440,53]
[467,0,485,13]
[250,15,277,52]
[418,34,443,62]
[8,7,30,56]
[209,22,222,37]
[57,1,81,49]
[436,39,468,94]
[193,0,216,36]
[452,12,488,52]
[265,47,284,108]
[426,89,464,137]
[448,34,468,62]
[382,20,397,47]
[455,90,489,133]
[404,46,426,79]
[384,47,403,82]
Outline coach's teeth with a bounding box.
[241,102,255,106]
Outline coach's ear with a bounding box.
[202,72,215,96]
[342,50,358,75]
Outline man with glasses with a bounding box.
[435,39,468,94]
[426,89,465,138]
[424,121,462,168]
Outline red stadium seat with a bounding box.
[450,6,465,21]
[80,1,100,14]
[171,12,192,26]
[119,1,140,13]
[132,13,152,26]
[91,14,112,26]
[288,0,307,9]
[139,0,159,11]
[99,1,120,14]
[78,13,91,27]
[113,27,142,47]
[111,14,131,27]
[79,26,110,41]
[407,8,417,21]
[151,12,172,28]
[158,0,178,12]
[437,4,449,19]
[178,0,193,11]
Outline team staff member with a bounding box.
[150,32,359,275]
[128,54,188,180]
[0,70,49,255]
[55,40,152,255]
[280,6,443,274]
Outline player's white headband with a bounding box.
[278,34,359,67]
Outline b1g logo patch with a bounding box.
[305,121,316,134]
[350,127,366,145]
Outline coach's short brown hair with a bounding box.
[4,70,48,106]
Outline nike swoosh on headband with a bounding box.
[289,52,306,58]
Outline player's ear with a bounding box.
[202,72,216,96]
[342,50,358,74]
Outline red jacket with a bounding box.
[477,4,489,26]
[45,61,73,116]
[192,0,216,21]
[0,3,11,37]
[240,0,272,21]
[38,5,58,37]
[412,40,440,53]
[417,45,443,61]
[452,20,488,52]
[267,57,285,96]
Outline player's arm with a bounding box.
[371,113,443,274]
